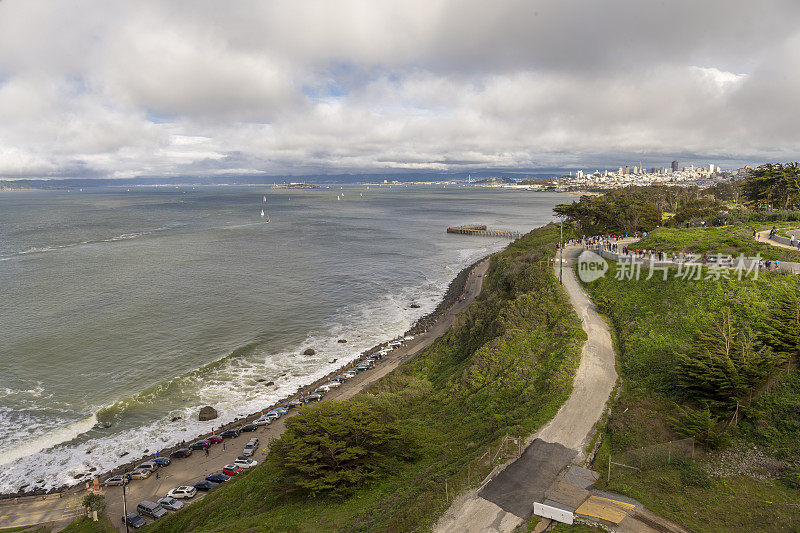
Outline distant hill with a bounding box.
[473,176,518,185]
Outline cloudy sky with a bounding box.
[0,0,798,179]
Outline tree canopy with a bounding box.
[742,162,800,210]
[268,400,417,497]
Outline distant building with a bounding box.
[671,160,679,171]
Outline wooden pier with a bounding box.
[447,225,525,239]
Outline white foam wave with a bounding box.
[1,228,172,260]
[0,413,98,468]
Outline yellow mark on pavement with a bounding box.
[575,495,635,524]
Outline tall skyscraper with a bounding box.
[671,160,679,171]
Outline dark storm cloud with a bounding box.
[0,0,798,178]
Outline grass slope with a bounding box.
[630,224,800,262]
[582,255,800,531]
[147,223,586,532]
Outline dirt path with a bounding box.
[756,229,799,250]
[435,244,618,532]
[0,259,490,532]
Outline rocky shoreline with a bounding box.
[1,253,489,500]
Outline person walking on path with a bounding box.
[205,447,209,457]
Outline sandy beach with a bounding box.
[0,255,491,531]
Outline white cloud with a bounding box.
[1,0,800,178]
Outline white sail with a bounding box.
[261,209,265,218]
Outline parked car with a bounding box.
[128,469,151,480]
[207,435,223,444]
[325,380,342,388]
[265,411,281,421]
[286,398,303,408]
[304,393,323,403]
[254,416,271,426]
[170,448,192,458]
[135,461,159,473]
[103,475,127,486]
[137,500,167,519]
[233,457,258,468]
[242,437,259,457]
[239,423,258,432]
[205,473,231,483]
[272,407,289,415]
[157,496,184,511]
[152,457,171,466]
[192,480,219,492]
[314,385,331,393]
[222,464,244,476]
[122,513,146,529]
[167,486,197,499]
[189,440,211,450]
[220,429,240,439]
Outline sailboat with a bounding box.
[261,194,271,223]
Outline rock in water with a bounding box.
[410,303,421,308]
[303,348,316,355]
[337,339,347,343]
[198,406,218,421]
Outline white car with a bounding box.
[254,416,271,426]
[314,385,331,393]
[167,486,197,499]
[233,458,258,468]
[325,380,342,388]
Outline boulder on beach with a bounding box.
[337,339,347,343]
[303,348,316,355]
[198,405,218,421]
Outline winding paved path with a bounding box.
[434,244,618,532]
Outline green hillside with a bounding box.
[146,223,585,532]
[582,251,800,531]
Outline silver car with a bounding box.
[157,496,184,511]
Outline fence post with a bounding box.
[668,441,671,464]
[445,480,448,501]
[640,447,644,469]
[691,438,695,459]
[607,454,611,482]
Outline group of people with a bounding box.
[762,226,800,250]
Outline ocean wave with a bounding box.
[0,239,507,493]
[0,227,175,260]
[0,413,98,468]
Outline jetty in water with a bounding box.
[446,225,525,239]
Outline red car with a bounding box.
[207,435,223,444]
[221,464,243,476]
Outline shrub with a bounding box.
[268,400,417,497]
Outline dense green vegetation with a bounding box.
[148,223,586,532]
[583,258,800,530]
[630,224,800,262]
[743,162,800,210]
[268,401,418,496]
[554,162,800,235]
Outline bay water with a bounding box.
[0,185,562,492]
